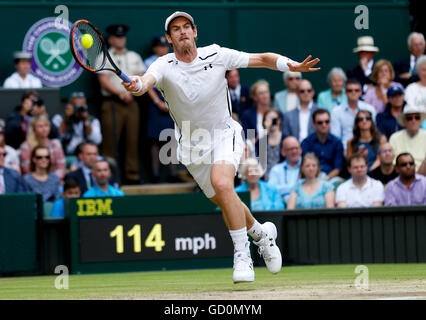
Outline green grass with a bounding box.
[1,264,425,300]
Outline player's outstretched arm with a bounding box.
[248,53,320,72]
[122,74,156,96]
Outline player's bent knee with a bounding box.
[211,179,234,196]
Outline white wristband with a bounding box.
[131,77,143,94]
[276,56,294,72]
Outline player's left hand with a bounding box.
[288,55,321,72]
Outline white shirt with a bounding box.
[4,145,20,169]
[257,112,266,139]
[298,102,313,142]
[147,44,249,157]
[405,82,426,109]
[286,92,298,112]
[3,72,42,89]
[336,176,384,207]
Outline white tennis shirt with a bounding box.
[147,44,250,144]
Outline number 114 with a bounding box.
[109,224,165,254]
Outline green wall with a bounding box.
[0,1,410,105]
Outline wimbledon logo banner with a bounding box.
[22,17,84,87]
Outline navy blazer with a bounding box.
[346,64,373,92]
[393,58,419,88]
[2,167,25,193]
[282,103,319,141]
[240,106,258,141]
[65,167,116,194]
[230,85,253,118]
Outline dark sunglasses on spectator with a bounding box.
[346,88,361,93]
[299,89,313,93]
[380,149,393,154]
[35,155,50,160]
[288,77,301,80]
[315,120,330,125]
[398,161,415,167]
[405,115,421,121]
[0,152,7,157]
[356,116,372,122]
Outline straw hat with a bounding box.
[353,36,379,53]
[397,104,426,126]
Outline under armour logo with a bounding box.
[204,64,213,70]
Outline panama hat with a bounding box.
[397,104,426,126]
[353,36,379,53]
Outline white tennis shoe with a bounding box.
[232,250,255,283]
[253,222,282,274]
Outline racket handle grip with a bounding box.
[119,71,132,83]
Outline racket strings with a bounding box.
[73,23,105,71]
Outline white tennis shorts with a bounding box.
[183,119,244,198]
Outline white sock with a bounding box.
[229,227,250,253]
[247,220,263,241]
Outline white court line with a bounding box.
[375,296,426,300]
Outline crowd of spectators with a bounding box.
[1,28,426,213]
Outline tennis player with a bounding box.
[123,11,320,283]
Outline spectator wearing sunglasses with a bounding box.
[384,153,426,205]
[367,143,398,185]
[19,115,66,181]
[22,146,61,202]
[273,71,301,114]
[346,110,387,171]
[301,108,344,182]
[330,79,376,150]
[389,104,426,169]
[282,79,319,142]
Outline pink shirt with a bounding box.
[364,81,403,114]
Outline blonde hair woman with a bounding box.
[19,115,66,180]
[287,153,335,209]
[364,59,403,113]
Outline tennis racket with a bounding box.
[69,19,132,83]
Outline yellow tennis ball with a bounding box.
[81,34,93,49]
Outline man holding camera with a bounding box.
[54,92,102,155]
[5,90,58,149]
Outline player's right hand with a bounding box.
[122,76,141,93]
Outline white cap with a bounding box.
[164,11,195,32]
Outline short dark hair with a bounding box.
[346,78,362,88]
[312,108,330,123]
[21,90,39,102]
[395,152,414,166]
[347,152,368,167]
[63,178,80,191]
